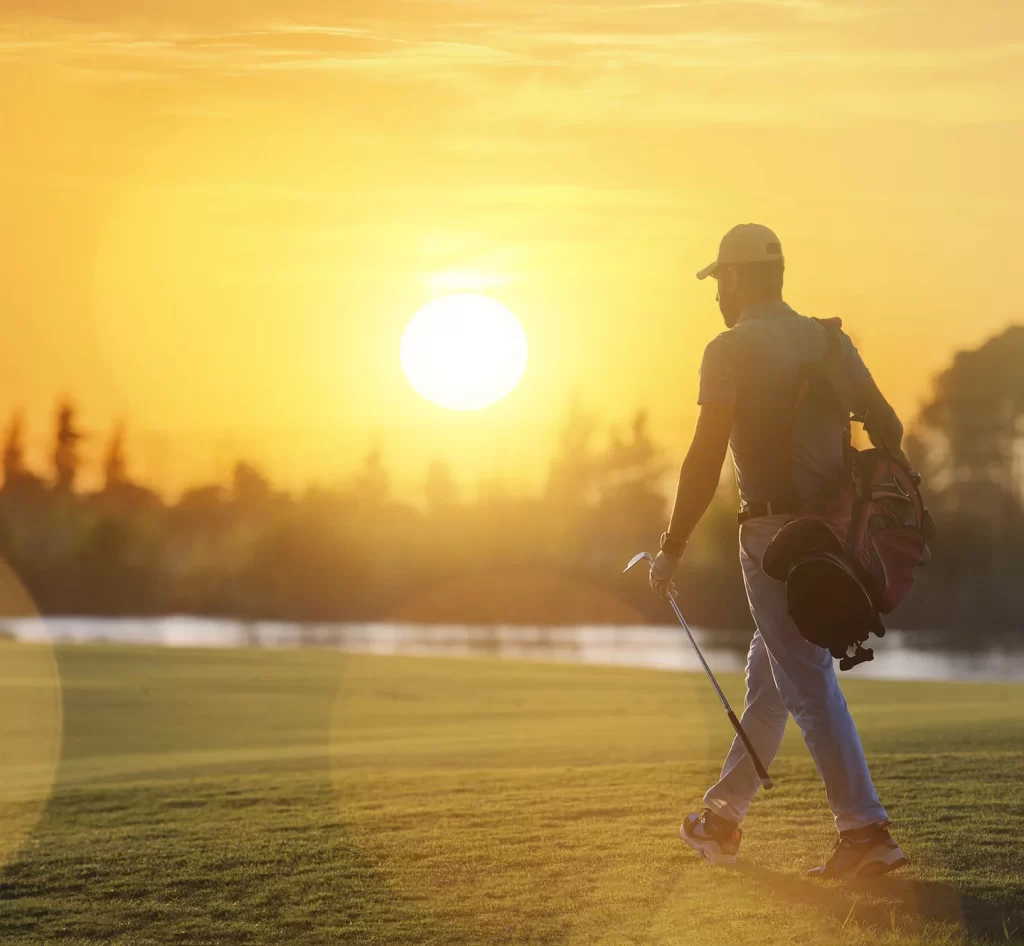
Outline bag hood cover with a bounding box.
[762,517,843,581]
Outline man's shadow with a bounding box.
[738,862,1024,943]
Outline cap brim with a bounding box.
[696,261,719,280]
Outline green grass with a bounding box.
[3,643,1024,944]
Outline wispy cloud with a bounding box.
[0,20,534,78]
[554,0,887,23]
[1,2,1022,124]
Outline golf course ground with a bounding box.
[2,642,1024,945]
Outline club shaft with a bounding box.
[667,595,732,710]
[667,594,774,791]
[726,708,774,790]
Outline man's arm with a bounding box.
[856,374,910,467]
[649,401,733,599]
[649,330,737,599]
[666,401,736,546]
[842,335,909,465]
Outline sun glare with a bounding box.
[400,294,528,411]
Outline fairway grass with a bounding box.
[2,645,1024,944]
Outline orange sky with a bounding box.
[2,0,1023,496]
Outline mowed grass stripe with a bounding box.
[0,646,1023,944]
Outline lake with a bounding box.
[2,617,1023,683]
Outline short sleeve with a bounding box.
[840,333,873,391]
[698,331,739,406]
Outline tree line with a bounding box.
[1,327,1023,644]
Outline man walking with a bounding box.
[650,224,908,879]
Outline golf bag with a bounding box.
[761,321,935,671]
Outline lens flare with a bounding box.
[0,562,62,871]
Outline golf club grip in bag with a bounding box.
[726,708,774,790]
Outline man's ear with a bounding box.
[718,266,739,295]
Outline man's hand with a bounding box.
[649,550,682,599]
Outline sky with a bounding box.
[1,0,1023,496]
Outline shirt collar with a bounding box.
[737,300,793,325]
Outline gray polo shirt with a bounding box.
[698,301,873,507]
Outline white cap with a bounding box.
[697,223,784,280]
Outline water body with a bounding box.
[3,617,1023,684]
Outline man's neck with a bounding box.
[737,297,787,323]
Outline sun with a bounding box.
[400,294,528,411]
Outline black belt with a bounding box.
[737,499,799,524]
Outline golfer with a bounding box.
[650,224,908,879]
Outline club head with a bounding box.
[623,551,654,574]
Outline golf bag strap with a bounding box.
[755,319,852,524]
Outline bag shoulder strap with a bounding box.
[781,317,856,500]
[809,318,857,417]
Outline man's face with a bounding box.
[715,266,743,328]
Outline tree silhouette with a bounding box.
[0,411,44,496]
[233,460,273,505]
[53,400,83,493]
[3,412,26,484]
[103,423,128,491]
[598,411,667,504]
[1,412,46,500]
[0,341,1018,637]
[584,410,669,567]
[545,396,599,509]
[92,423,163,514]
[350,447,391,508]
[917,325,1024,529]
[425,459,460,513]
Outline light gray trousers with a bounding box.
[703,515,888,833]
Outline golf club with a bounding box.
[624,551,774,790]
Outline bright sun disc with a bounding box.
[401,294,528,411]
